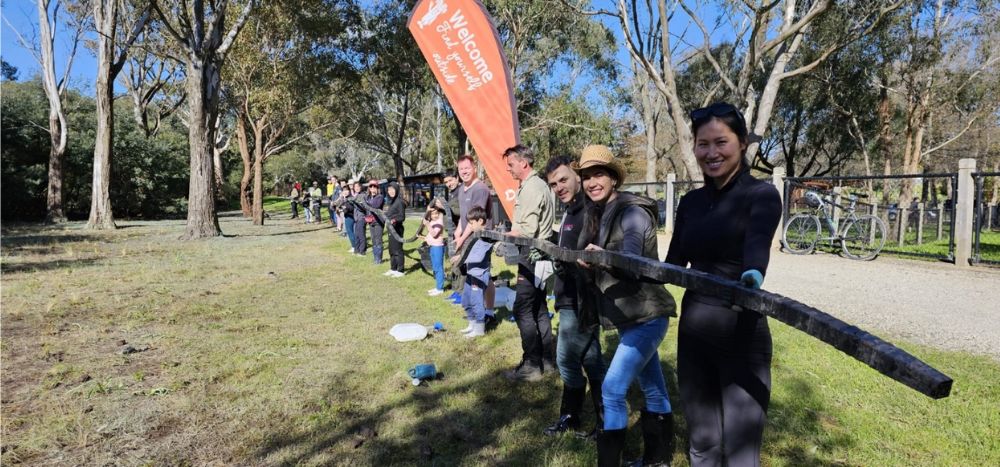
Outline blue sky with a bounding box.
[1,0,731,100]
[2,0,100,92]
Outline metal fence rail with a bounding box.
[783,174,958,262]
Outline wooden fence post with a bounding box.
[937,202,944,241]
[898,205,908,246]
[772,167,786,250]
[917,202,925,245]
[954,158,977,267]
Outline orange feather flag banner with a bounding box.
[407,0,520,218]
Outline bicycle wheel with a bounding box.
[783,214,820,255]
[841,215,887,260]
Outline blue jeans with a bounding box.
[602,316,672,430]
[462,272,489,322]
[556,308,606,389]
[344,217,356,249]
[429,245,445,290]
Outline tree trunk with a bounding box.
[87,0,117,230]
[88,62,116,229]
[236,116,253,217]
[182,57,222,238]
[252,145,265,225]
[213,140,226,203]
[37,0,69,224]
[45,110,67,223]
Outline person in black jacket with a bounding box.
[384,181,407,277]
[574,145,677,467]
[541,155,606,440]
[352,181,368,256]
[665,102,782,467]
[363,180,385,264]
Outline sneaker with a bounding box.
[459,321,474,333]
[446,292,461,301]
[504,362,543,382]
[543,357,558,374]
[391,271,405,278]
[464,321,486,338]
[383,270,393,276]
[428,289,444,297]
[347,248,354,253]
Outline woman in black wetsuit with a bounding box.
[665,102,782,466]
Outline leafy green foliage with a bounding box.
[1,80,190,221]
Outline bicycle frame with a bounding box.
[809,195,862,243]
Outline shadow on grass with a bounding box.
[0,233,100,249]
[1,256,106,274]
[765,375,856,465]
[222,225,332,238]
[253,364,579,465]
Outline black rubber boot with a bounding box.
[544,386,585,435]
[637,410,674,466]
[597,428,626,467]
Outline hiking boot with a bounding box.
[503,362,543,382]
[543,357,558,374]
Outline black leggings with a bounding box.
[677,301,772,467]
[389,223,404,272]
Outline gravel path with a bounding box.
[765,252,1000,360]
[657,236,1000,360]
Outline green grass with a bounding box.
[886,230,1000,263]
[1,212,998,465]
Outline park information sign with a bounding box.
[407,0,519,218]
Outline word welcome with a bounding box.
[433,9,495,91]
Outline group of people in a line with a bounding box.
[300,103,783,466]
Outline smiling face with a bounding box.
[387,186,397,198]
[444,175,459,190]
[546,164,580,204]
[580,167,617,205]
[694,118,746,188]
[457,158,476,185]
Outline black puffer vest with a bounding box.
[579,192,677,330]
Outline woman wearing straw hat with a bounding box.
[574,144,677,467]
[665,102,781,466]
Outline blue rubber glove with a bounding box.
[740,269,763,289]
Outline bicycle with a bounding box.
[782,190,888,260]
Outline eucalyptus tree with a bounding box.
[346,0,431,188]
[488,0,618,161]
[226,0,357,225]
[567,0,904,179]
[152,0,254,238]
[3,0,86,223]
[887,0,999,202]
[119,23,186,139]
[86,0,151,229]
